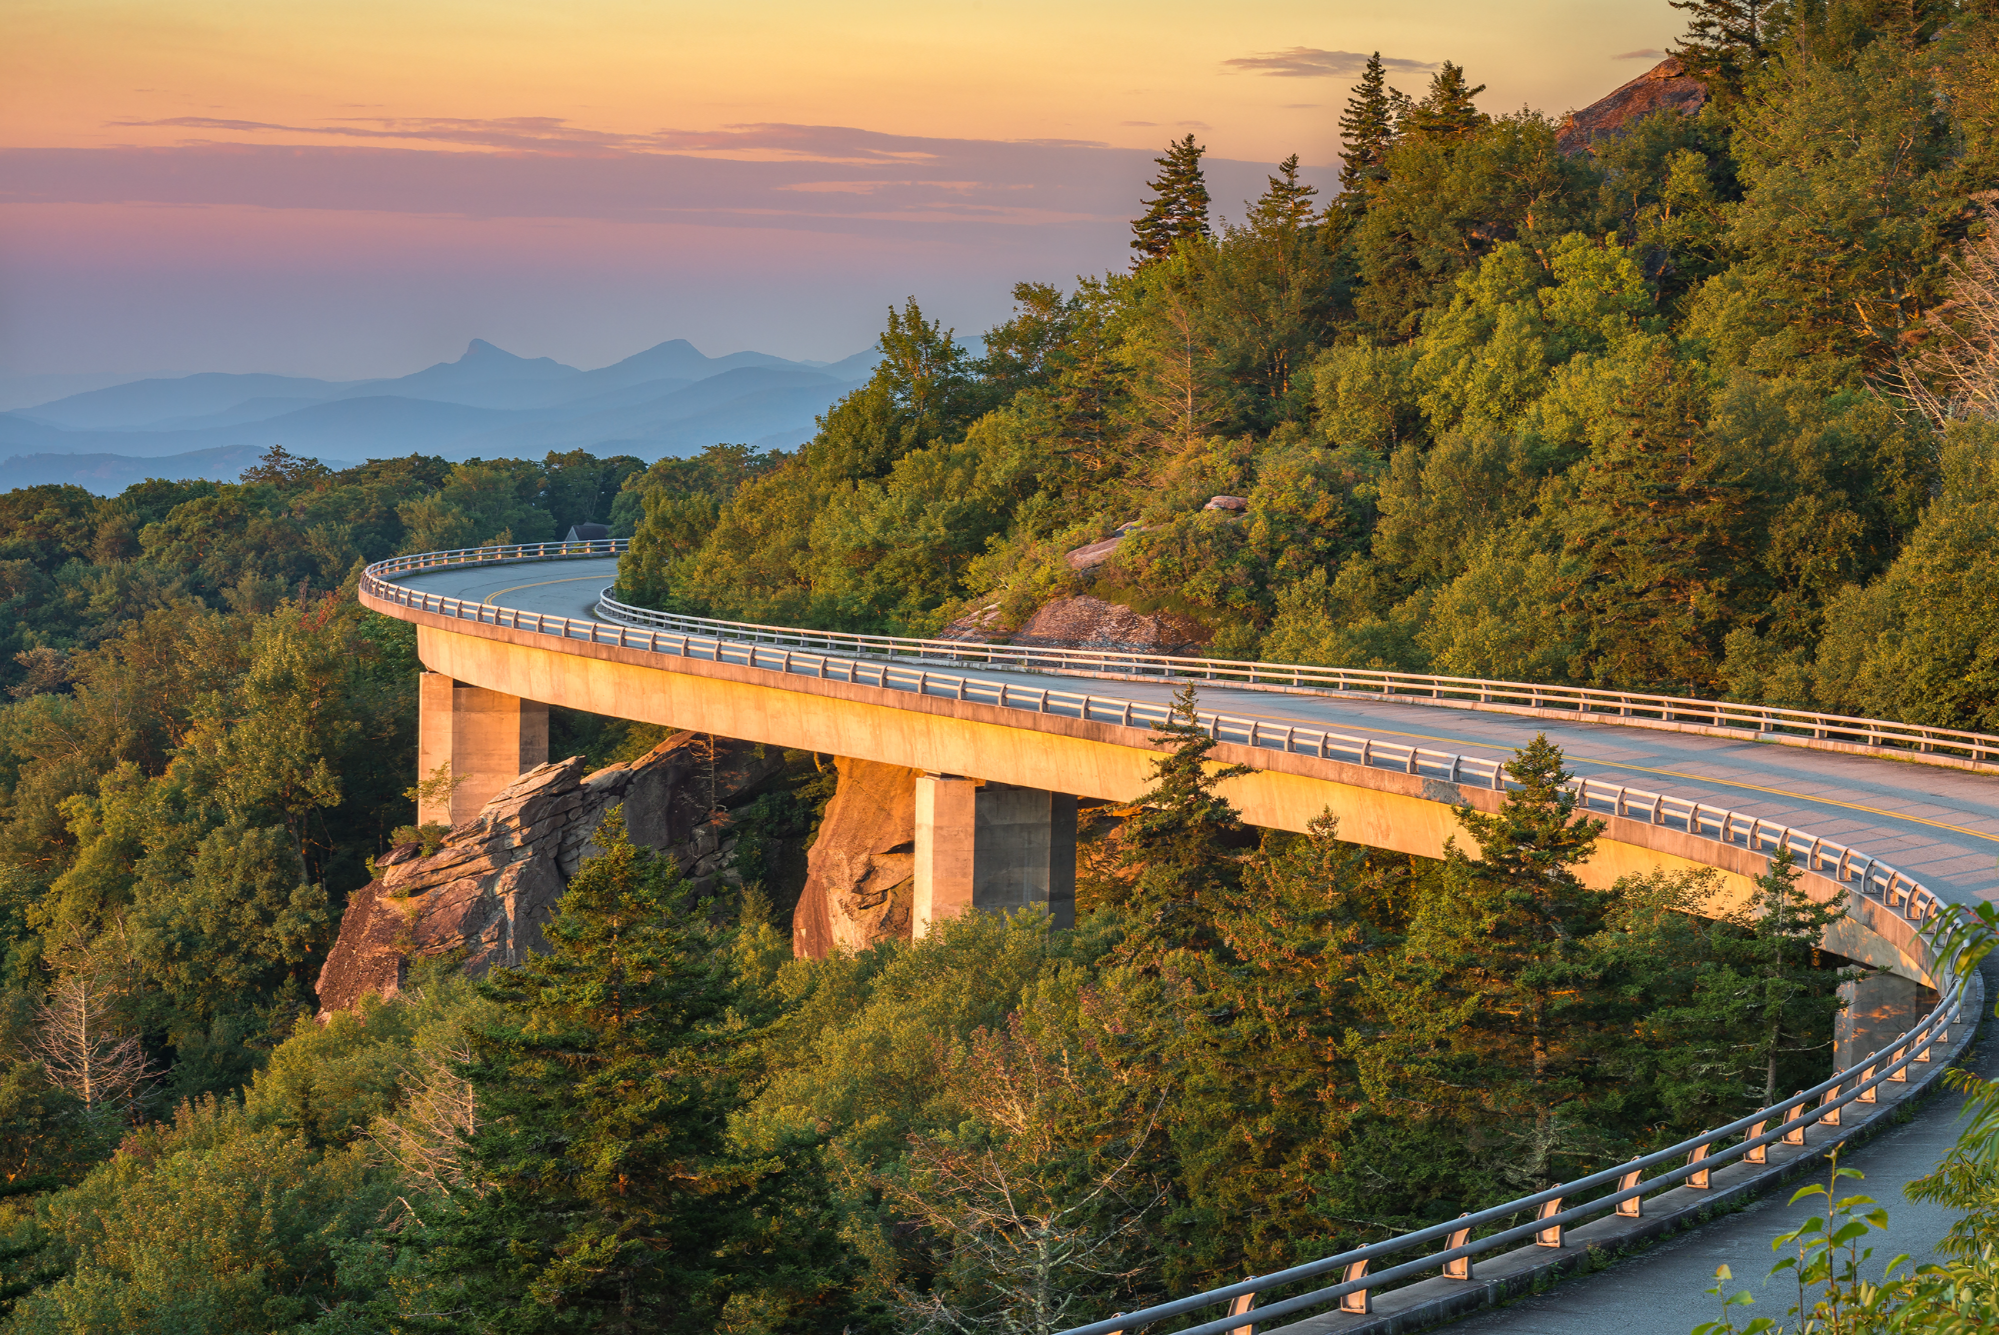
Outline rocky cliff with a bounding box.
[314,731,784,1015]
[791,756,917,958]
[1558,57,1709,154]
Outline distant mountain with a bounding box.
[0,445,358,492]
[18,372,353,431]
[5,337,884,491]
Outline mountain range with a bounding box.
[1,338,883,493]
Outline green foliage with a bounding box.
[396,808,769,1333]
[1130,135,1211,267]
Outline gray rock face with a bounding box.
[1010,595,1209,656]
[314,732,784,1016]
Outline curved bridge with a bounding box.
[359,542,1996,1334]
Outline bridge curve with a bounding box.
[358,542,1996,1333]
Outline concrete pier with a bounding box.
[1834,969,1934,1073]
[417,671,549,826]
[913,776,1076,936]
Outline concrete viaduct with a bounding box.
[361,542,1997,1335]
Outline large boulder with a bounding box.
[315,732,784,1016]
[1010,595,1209,656]
[791,756,917,958]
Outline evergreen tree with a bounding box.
[1558,351,1773,694]
[1669,0,1773,93]
[1336,53,1401,207]
[1245,154,1319,234]
[1353,737,1626,1186]
[1401,62,1489,142]
[1104,686,1251,962]
[1130,135,1212,267]
[416,809,765,1333]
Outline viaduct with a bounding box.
[362,541,1996,1335]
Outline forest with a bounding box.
[1,0,1998,1330]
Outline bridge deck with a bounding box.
[394,557,1999,911]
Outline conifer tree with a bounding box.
[1105,685,1251,961]
[1669,0,1772,93]
[1129,135,1212,268]
[419,808,764,1333]
[1246,154,1320,234]
[1401,62,1489,142]
[1336,53,1401,207]
[1353,736,1625,1185]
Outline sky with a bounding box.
[1,0,1684,382]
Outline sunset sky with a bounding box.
[2,0,1683,381]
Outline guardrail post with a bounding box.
[1744,1120,1768,1164]
[1858,1066,1878,1103]
[1535,1196,1565,1248]
[1443,1214,1474,1278]
[1784,1092,1808,1145]
[1688,1142,1711,1190]
[1819,1087,1842,1128]
[1339,1261,1371,1315]
[1616,1161,1642,1218]
[1890,1047,1908,1081]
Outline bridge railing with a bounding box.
[361,542,1974,1333]
[1050,974,1970,1335]
[360,540,1999,767]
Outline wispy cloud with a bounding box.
[1221,48,1435,79]
[1612,48,1667,60]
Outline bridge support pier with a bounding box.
[1835,970,1933,1073]
[417,671,549,827]
[913,776,1076,937]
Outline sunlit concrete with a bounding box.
[416,671,549,826]
[914,777,1076,936]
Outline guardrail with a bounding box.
[1058,972,1971,1335]
[360,540,1999,768]
[360,541,1976,1334]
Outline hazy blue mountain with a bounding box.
[1,445,357,492]
[5,336,883,490]
[330,339,582,410]
[450,366,851,456]
[17,372,353,431]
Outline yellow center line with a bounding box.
[481,575,608,605]
[1213,705,1999,845]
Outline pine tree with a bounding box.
[1353,736,1626,1186]
[1669,0,1772,93]
[1336,53,1400,207]
[418,808,765,1333]
[1557,350,1771,695]
[1129,135,1212,268]
[1401,62,1489,142]
[1245,154,1319,234]
[1104,685,1251,962]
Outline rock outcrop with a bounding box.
[1010,595,1209,656]
[791,756,917,958]
[1558,57,1709,154]
[315,732,784,1015]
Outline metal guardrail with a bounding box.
[360,541,1975,1335]
[362,540,1999,767]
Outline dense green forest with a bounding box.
[2,1,1999,1330]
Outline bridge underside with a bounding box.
[414,620,1932,983]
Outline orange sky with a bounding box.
[1,0,1685,377]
